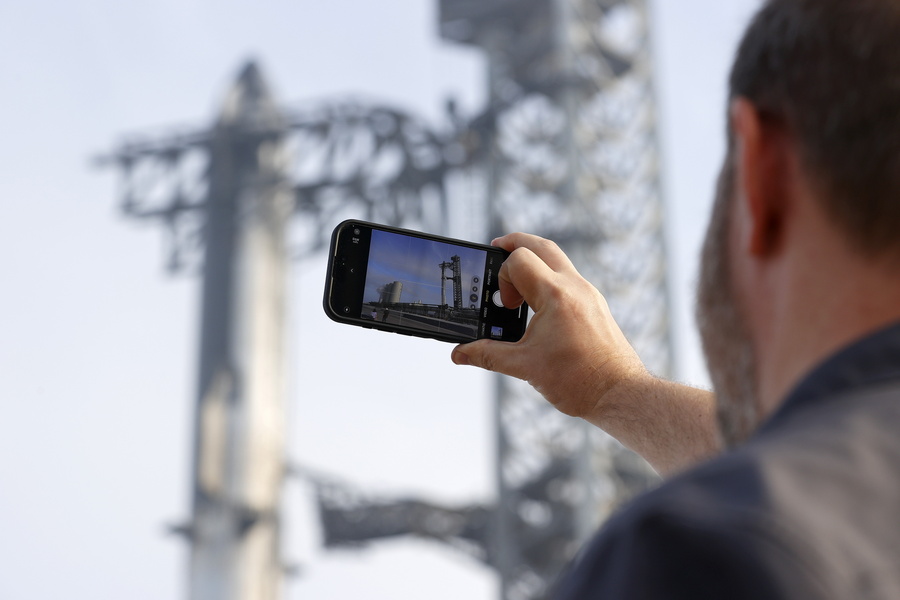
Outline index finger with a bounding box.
[498,246,563,313]
[492,232,578,275]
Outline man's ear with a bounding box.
[730,98,792,257]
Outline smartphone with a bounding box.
[323,220,528,343]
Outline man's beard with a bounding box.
[696,159,760,447]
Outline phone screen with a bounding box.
[325,221,528,343]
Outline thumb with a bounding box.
[451,339,522,378]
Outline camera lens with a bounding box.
[353,228,361,236]
[343,306,350,314]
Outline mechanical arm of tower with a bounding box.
[98,63,457,275]
[290,451,652,570]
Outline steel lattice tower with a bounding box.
[440,1,671,597]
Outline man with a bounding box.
[452,0,900,597]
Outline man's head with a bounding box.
[729,0,900,257]
[697,0,900,446]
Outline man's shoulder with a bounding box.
[554,386,900,600]
[553,451,823,600]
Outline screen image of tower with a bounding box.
[362,229,487,339]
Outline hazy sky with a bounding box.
[0,1,760,599]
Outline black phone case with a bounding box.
[323,220,528,344]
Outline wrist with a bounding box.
[584,356,653,426]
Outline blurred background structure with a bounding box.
[0,1,760,599]
[98,61,466,597]
[438,1,670,597]
[100,2,666,598]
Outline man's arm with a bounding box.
[451,232,720,475]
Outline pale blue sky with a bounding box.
[0,1,761,598]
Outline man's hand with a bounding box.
[452,233,647,421]
[452,232,721,475]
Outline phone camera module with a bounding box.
[343,306,351,314]
[353,227,361,236]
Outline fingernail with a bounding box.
[452,349,470,366]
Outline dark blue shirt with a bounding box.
[554,321,900,599]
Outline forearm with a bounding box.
[587,375,721,476]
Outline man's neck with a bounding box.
[755,236,900,420]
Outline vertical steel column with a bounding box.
[189,63,289,600]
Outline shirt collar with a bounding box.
[758,319,900,433]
